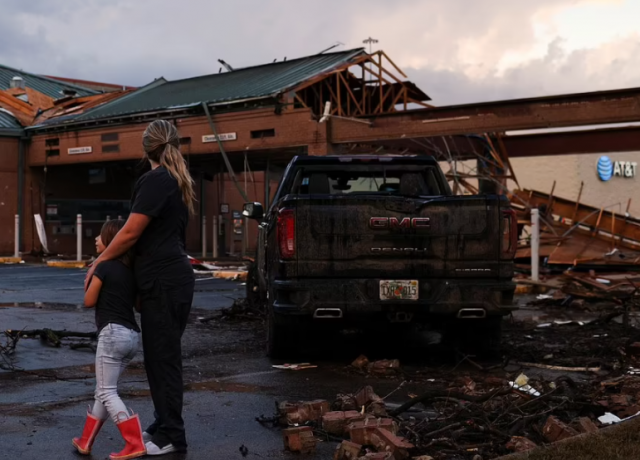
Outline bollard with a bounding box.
[117,215,122,220]
[77,214,83,262]
[202,216,207,258]
[531,208,540,282]
[106,215,111,221]
[245,217,249,256]
[212,216,219,259]
[14,214,19,258]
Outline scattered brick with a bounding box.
[352,355,370,369]
[334,440,362,460]
[571,417,599,434]
[278,399,331,425]
[617,404,640,419]
[283,426,316,453]
[298,430,317,454]
[354,386,387,417]
[610,394,632,408]
[506,436,538,452]
[360,453,392,459]
[368,427,414,459]
[323,411,366,435]
[542,416,579,443]
[368,359,401,376]
[349,418,397,446]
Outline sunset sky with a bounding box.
[2,0,639,105]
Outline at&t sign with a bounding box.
[596,156,637,182]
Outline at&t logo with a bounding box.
[597,156,637,182]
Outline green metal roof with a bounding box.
[72,48,367,123]
[0,109,23,136]
[0,63,97,99]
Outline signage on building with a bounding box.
[220,203,230,214]
[202,133,237,143]
[68,146,92,155]
[597,156,637,182]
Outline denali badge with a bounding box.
[371,248,428,253]
[369,217,430,229]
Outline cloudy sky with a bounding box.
[2,0,639,105]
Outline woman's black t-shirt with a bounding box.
[130,166,194,291]
[93,260,140,333]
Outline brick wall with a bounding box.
[19,106,331,256]
[28,108,323,167]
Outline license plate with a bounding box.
[380,280,419,300]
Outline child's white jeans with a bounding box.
[92,323,140,423]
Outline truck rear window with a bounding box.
[295,168,443,196]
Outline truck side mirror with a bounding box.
[243,202,264,220]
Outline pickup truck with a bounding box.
[243,155,517,357]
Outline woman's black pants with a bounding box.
[140,279,194,451]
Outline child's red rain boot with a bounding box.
[110,412,147,460]
[72,407,105,454]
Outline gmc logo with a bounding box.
[370,217,430,230]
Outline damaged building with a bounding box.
[1,50,640,260]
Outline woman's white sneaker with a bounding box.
[145,441,177,456]
[142,431,153,443]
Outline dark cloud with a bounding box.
[0,0,637,105]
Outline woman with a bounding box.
[86,119,196,456]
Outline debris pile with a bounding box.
[197,297,264,323]
[0,331,20,371]
[351,355,402,378]
[261,355,640,460]
[511,186,640,271]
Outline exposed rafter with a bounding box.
[291,51,431,118]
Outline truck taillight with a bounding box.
[501,209,517,259]
[277,209,296,259]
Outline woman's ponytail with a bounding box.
[159,143,196,216]
[142,120,196,215]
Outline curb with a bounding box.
[212,270,247,281]
[46,260,87,269]
[0,257,22,264]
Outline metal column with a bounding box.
[76,214,83,262]
[531,208,540,282]
[14,215,19,258]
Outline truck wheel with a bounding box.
[475,317,502,356]
[266,311,302,359]
[445,317,503,357]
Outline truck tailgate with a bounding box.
[291,195,503,279]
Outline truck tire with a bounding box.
[266,311,304,359]
[445,317,503,357]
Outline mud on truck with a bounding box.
[243,155,517,358]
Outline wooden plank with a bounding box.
[406,97,433,108]
[495,132,520,187]
[337,72,363,115]
[381,50,408,78]
[571,181,584,223]
[378,53,384,114]
[547,180,556,217]
[483,135,506,170]
[335,74,342,116]
[294,94,308,109]
[403,87,407,111]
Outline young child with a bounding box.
[72,219,146,459]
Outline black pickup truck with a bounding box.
[243,155,517,357]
